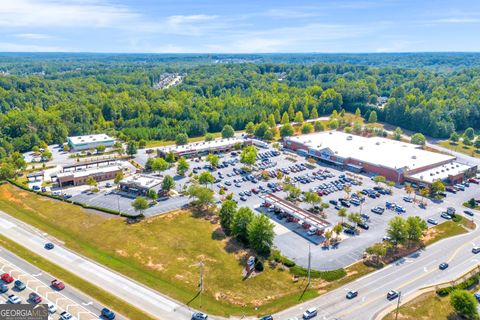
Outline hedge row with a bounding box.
[5,179,139,218]
[436,274,479,296]
[270,250,347,282]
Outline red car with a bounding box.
[1,273,14,283]
[29,292,42,304]
[469,178,479,184]
[51,279,65,290]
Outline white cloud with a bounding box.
[0,41,65,52]
[14,33,53,40]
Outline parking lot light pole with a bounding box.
[307,243,311,288]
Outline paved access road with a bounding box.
[0,211,201,320]
[0,248,112,320]
[274,214,480,320]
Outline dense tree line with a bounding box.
[1,54,480,162]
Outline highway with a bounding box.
[275,215,480,320]
[0,210,200,320]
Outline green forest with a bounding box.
[0,53,479,161]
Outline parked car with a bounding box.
[427,218,438,225]
[357,222,369,230]
[403,197,413,203]
[48,303,57,313]
[1,273,14,283]
[259,316,273,320]
[14,280,26,291]
[0,283,8,293]
[7,294,21,304]
[29,292,42,304]
[60,311,74,320]
[371,207,384,214]
[464,210,474,216]
[440,212,452,220]
[302,307,318,319]
[346,290,358,299]
[387,290,399,300]
[101,308,116,319]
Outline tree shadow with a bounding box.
[224,236,245,254]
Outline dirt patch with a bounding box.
[146,257,164,271]
[116,249,128,257]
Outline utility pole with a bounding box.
[199,260,203,307]
[307,243,311,288]
[395,291,402,320]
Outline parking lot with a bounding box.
[169,145,479,270]
[0,249,117,320]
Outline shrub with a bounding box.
[437,275,479,296]
[255,258,264,272]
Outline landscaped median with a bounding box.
[0,234,157,320]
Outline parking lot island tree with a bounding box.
[114,172,124,185]
[304,191,321,208]
[387,216,408,248]
[162,175,175,193]
[419,187,430,205]
[219,200,237,235]
[332,223,343,240]
[430,180,446,195]
[450,289,479,319]
[147,189,158,203]
[240,145,258,169]
[131,196,149,216]
[165,152,175,163]
[372,175,386,186]
[221,125,235,139]
[231,207,254,243]
[186,185,215,211]
[176,157,189,176]
[337,208,347,223]
[198,171,215,188]
[85,176,98,191]
[365,243,387,266]
[206,153,220,168]
[247,214,275,256]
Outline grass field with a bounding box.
[383,292,457,320]
[423,218,472,246]
[0,234,156,320]
[0,183,375,316]
[146,132,223,148]
[438,140,480,158]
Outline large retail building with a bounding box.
[284,131,476,185]
[67,134,115,151]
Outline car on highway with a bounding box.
[29,292,42,304]
[464,210,474,216]
[259,316,273,320]
[7,294,21,304]
[101,308,116,319]
[14,280,26,291]
[0,283,8,293]
[427,218,438,225]
[51,279,65,290]
[45,242,55,250]
[387,290,399,300]
[439,262,449,270]
[303,307,317,319]
[48,303,57,313]
[1,273,14,283]
[472,247,480,254]
[191,312,208,320]
[346,290,358,299]
[60,311,74,320]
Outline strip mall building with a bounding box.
[284,131,477,186]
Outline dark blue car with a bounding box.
[101,308,115,320]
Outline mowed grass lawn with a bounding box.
[423,218,472,246]
[438,140,480,158]
[0,183,374,316]
[383,292,456,320]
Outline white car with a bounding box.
[60,311,75,320]
[48,303,57,313]
[307,228,317,236]
[7,294,21,304]
[403,197,413,202]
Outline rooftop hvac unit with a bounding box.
[411,155,417,159]
[376,142,380,145]
[359,146,363,150]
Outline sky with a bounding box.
[0,0,479,53]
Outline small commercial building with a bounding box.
[283,131,474,184]
[157,137,252,159]
[67,134,115,151]
[405,162,477,187]
[56,165,123,187]
[119,174,163,196]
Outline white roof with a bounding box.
[120,174,162,188]
[68,134,114,145]
[286,131,455,171]
[57,165,122,179]
[158,137,246,154]
[408,161,473,183]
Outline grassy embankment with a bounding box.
[438,140,480,158]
